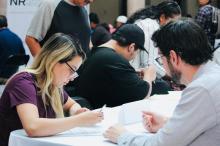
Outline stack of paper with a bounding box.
[118,91,182,125]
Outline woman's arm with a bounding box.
[16,103,103,137]
[63,97,89,116]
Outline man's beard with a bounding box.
[167,60,182,84]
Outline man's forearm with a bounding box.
[25,36,41,57]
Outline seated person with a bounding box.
[0,33,103,146]
[91,23,111,47]
[0,15,26,79]
[75,24,156,109]
[104,19,220,146]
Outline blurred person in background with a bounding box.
[0,15,25,81]
[195,0,216,47]
[116,15,127,28]
[89,12,100,34]
[127,1,181,94]
[128,1,181,78]
[89,12,111,47]
[26,0,94,57]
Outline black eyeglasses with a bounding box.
[65,62,79,78]
[155,54,164,66]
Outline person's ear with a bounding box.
[127,43,135,53]
[159,14,166,25]
[169,50,180,67]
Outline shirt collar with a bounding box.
[192,60,215,81]
[64,0,76,6]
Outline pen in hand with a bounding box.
[100,104,106,113]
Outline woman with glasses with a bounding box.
[128,1,181,78]
[0,33,103,146]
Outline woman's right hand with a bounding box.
[77,111,104,126]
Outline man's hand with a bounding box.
[143,65,156,83]
[142,111,168,133]
[103,124,127,143]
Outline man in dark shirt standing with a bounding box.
[75,24,156,108]
[25,0,93,57]
[0,15,25,79]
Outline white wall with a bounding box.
[127,0,145,17]
[0,0,7,15]
[6,0,41,63]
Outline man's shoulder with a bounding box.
[39,0,61,11]
[188,62,220,92]
[91,47,126,62]
[91,47,117,57]
[199,4,213,13]
[0,28,22,41]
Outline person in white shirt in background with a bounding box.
[213,47,220,65]
[128,1,181,78]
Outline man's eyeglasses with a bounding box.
[65,62,79,78]
[155,55,164,66]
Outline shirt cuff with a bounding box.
[117,132,137,146]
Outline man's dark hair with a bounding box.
[89,12,100,24]
[152,18,213,65]
[127,1,181,24]
[0,15,8,28]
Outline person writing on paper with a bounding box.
[75,24,156,108]
[0,33,103,146]
[104,19,220,146]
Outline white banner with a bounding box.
[7,0,40,41]
[7,0,41,59]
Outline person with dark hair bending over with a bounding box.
[128,1,181,78]
[104,18,220,146]
[75,24,156,109]
[0,33,103,146]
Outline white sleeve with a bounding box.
[214,48,220,65]
[118,86,217,146]
[136,19,158,65]
[134,19,165,77]
[26,0,60,41]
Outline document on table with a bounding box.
[118,92,181,125]
[118,99,151,125]
[59,125,104,136]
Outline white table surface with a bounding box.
[9,91,182,146]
